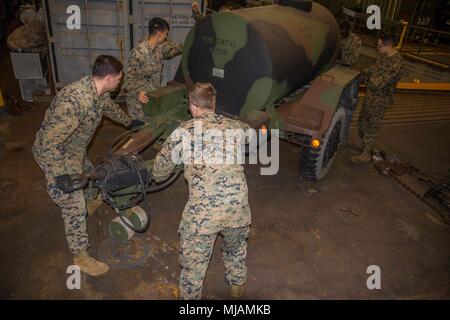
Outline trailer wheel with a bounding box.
[299,108,346,181]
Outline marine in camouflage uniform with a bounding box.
[192,8,205,22]
[338,31,362,66]
[123,40,183,122]
[32,75,132,255]
[355,50,403,158]
[153,107,252,300]
[192,3,231,22]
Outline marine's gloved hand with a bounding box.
[127,119,145,130]
[55,174,75,193]
[358,72,369,84]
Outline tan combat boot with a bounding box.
[350,148,372,164]
[228,284,244,299]
[86,196,103,217]
[347,142,363,152]
[73,251,109,277]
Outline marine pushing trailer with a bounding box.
[59,1,361,241]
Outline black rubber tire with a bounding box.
[299,108,346,181]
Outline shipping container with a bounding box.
[43,0,195,89]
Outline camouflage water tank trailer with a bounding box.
[64,2,362,242]
[141,2,360,180]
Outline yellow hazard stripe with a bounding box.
[396,82,450,91]
[360,83,450,91]
[401,53,450,71]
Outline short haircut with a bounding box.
[189,82,217,110]
[92,55,123,78]
[339,19,352,31]
[379,33,397,47]
[149,17,170,37]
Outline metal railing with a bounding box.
[342,10,450,69]
[400,24,450,68]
